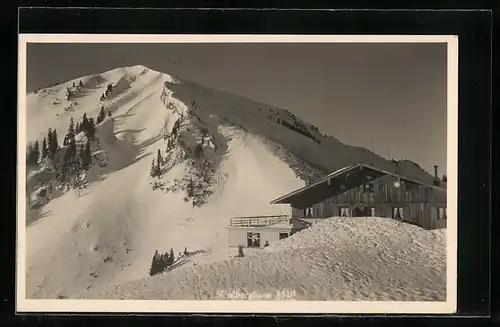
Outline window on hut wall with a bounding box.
[392,207,404,219]
[279,232,289,240]
[438,207,447,220]
[340,207,350,217]
[247,232,261,248]
[364,182,374,193]
[364,182,375,203]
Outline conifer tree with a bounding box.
[66,118,76,159]
[42,137,47,159]
[51,129,59,156]
[62,146,72,173]
[155,251,165,274]
[149,250,160,276]
[84,140,91,169]
[157,149,163,166]
[47,129,53,158]
[79,80,83,88]
[69,137,76,160]
[187,179,194,198]
[81,113,90,136]
[87,118,96,139]
[108,110,112,117]
[99,106,106,123]
[75,122,80,134]
[33,141,40,164]
[160,253,168,272]
[156,160,161,177]
[68,117,75,137]
[169,248,175,264]
[155,254,162,273]
[150,159,156,177]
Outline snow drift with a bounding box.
[74,217,446,301]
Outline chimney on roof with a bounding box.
[394,160,399,174]
[434,165,438,179]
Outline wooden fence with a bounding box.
[229,215,290,227]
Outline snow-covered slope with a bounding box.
[24,65,442,299]
[74,217,446,301]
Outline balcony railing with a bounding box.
[229,215,291,227]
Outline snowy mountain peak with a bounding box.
[29,64,441,188]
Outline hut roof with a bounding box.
[270,163,446,209]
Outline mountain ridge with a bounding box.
[29,64,441,182]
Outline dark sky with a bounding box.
[26,42,447,175]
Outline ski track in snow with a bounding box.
[24,65,446,300]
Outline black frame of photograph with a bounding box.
[4,6,493,325]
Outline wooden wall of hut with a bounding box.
[290,174,447,229]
